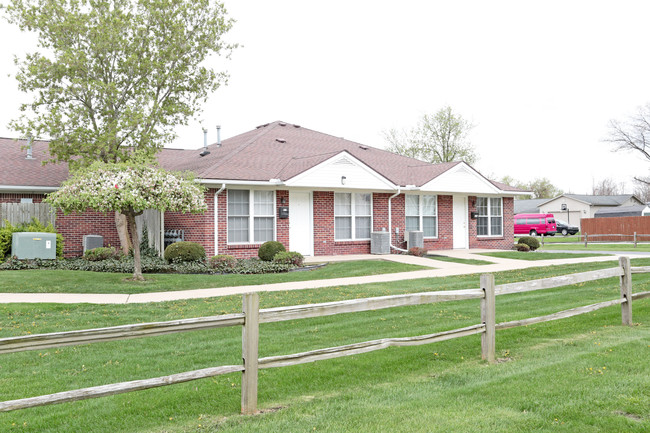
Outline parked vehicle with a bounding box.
[555,219,579,236]
[514,213,557,236]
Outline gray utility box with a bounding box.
[11,232,57,260]
[405,231,424,249]
[371,231,390,254]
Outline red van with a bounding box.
[514,213,557,236]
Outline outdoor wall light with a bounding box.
[341,176,347,185]
[280,197,287,204]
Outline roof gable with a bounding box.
[420,162,503,195]
[284,151,396,190]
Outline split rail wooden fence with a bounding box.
[1,257,649,414]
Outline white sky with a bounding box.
[2,0,650,194]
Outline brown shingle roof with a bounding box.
[162,121,464,186]
[0,137,68,188]
[0,122,526,193]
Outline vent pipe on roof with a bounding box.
[216,125,221,147]
[26,135,33,160]
[199,127,210,157]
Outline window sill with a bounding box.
[334,240,371,245]
[476,236,504,240]
[226,244,262,250]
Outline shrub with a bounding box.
[138,226,160,258]
[209,254,238,273]
[273,251,304,267]
[408,247,427,257]
[517,236,540,251]
[258,241,286,261]
[164,241,206,263]
[514,243,531,252]
[84,247,122,261]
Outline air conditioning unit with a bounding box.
[83,235,104,253]
[11,232,57,259]
[405,231,424,249]
[370,231,390,254]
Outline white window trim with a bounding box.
[405,194,438,239]
[477,196,503,237]
[334,192,373,241]
[227,189,277,245]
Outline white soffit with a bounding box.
[285,151,396,190]
[421,163,500,194]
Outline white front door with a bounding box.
[289,191,314,256]
[453,195,469,249]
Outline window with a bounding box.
[228,190,275,243]
[477,197,503,237]
[405,194,438,237]
[334,193,372,240]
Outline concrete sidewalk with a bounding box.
[0,249,637,305]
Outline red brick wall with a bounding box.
[0,193,46,203]
[56,210,120,257]
[468,196,514,250]
[165,189,216,256]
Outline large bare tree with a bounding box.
[605,103,650,184]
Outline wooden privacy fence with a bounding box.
[0,203,56,227]
[1,257,649,414]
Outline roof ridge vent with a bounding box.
[275,138,286,143]
[279,122,287,126]
[293,124,300,128]
[359,145,368,150]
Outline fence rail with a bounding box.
[1,257,648,414]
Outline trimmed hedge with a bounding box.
[84,247,122,261]
[164,241,206,263]
[258,241,286,261]
[273,251,304,267]
[514,243,531,252]
[517,236,540,251]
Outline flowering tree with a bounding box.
[46,162,207,280]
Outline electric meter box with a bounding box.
[11,232,57,260]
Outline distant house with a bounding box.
[538,194,645,230]
[0,121,527,257]
[513,198,548,215]
[594,205,650,218]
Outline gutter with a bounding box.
[214,184,226,255]
[388,186,408,253]
[0,185,58,193]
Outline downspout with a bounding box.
[388,186,408,253]
[214,183,226,255]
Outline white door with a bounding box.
[453,195,468,249]
[289,191,314,256]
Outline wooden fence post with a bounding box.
[241,292,260,414]
[634,232,637,248]
[480,274,496,363]
[619,257,632,326]
[584,233,588,247]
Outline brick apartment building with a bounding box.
[0,121,524,258]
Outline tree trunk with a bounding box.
[125,211,144,281]
[115,211,131,255]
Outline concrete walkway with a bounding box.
[1,249,645,305]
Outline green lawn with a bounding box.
[531,234,581,243]
[541,243,650,252]
[482,251,611,261]
[1,260,648,432]
[0,260,427,294]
